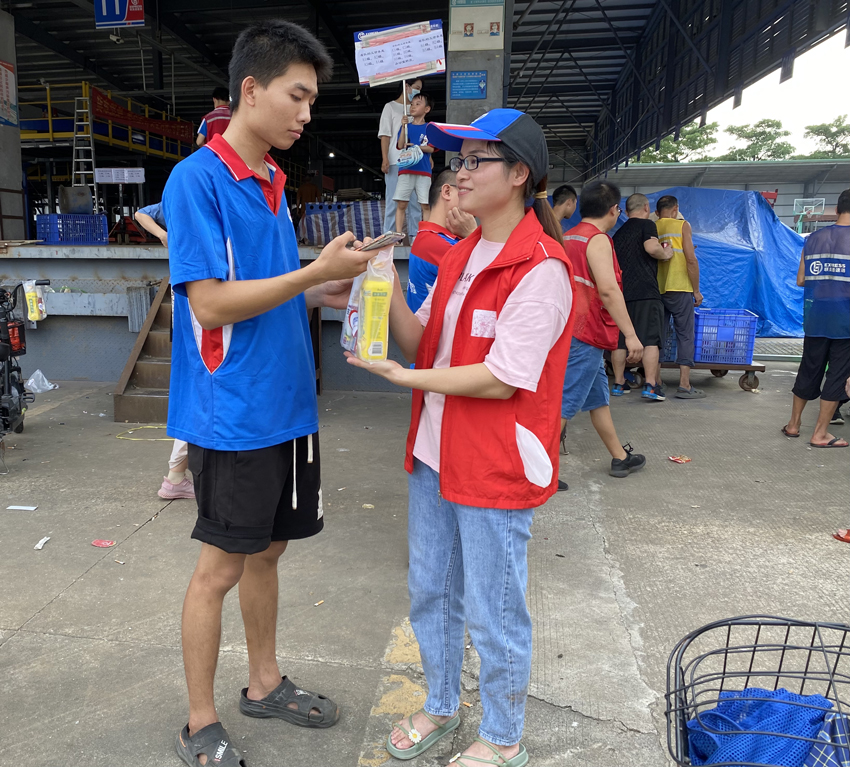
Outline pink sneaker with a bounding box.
[158,476,195,500]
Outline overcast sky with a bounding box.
[706,31,850,156]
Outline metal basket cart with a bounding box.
[666,615,850,766]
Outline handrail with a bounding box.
[19,81,192,161]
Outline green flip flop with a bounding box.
[386,709,461,761]
[448,737,529,767]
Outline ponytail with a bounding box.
[531,176,566,251]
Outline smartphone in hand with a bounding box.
[356,232,405,252]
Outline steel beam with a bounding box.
[592,0,662,116]
[136,32,229,88]
[655,0,713,77]
[512,0,573,82]
[305,0,359,78]
[14,15,133,92]
[511,0,580,105]
[61,0,229,80]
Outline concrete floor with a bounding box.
[0,363,847,767]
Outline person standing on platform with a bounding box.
[561,180,646,478]
[196,87,231,147]
[552,184,577,226]
[610,193,671,401]
[379,78,423,236]
[656,195,705,399]
[783,188,850,449]
[394,93,436,238]
[406,168,476,312]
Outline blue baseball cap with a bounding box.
[426,109,549,185]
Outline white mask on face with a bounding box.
[409,88,420,98]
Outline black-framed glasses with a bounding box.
[449,156,508,172]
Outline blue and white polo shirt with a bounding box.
[163,134,318,450]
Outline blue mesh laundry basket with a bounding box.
[667,617,850,767]
[688,688,831,766]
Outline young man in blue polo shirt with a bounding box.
[163,21,373,767]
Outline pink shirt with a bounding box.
[413,238,572,473]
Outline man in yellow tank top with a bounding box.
[656,195,705,398]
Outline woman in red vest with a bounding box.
[346,109,574,767]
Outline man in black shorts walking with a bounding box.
[163,21,373,766]
[782,188,850,448]
[611,193,672,400]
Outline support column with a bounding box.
[445,0,507,128]
[0,9,24,239]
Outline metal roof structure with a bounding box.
[10,0,850,189]
[559,158,850,188]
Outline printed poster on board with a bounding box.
[0,60,18,128]
[449,0,505,52]
[354,20,446,87]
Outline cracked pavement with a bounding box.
[0,366,847,766]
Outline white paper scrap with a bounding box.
[34,536,50,550]
[8,505,38,510]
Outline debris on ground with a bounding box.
[314,600,324,607]
[669,455,692,464]
[91,539,116,548]
[362,503,375,509]
[34,536,50,550]
[7,505,37,510]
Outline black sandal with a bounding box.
[175,723,246,767]
[239,675,340,728]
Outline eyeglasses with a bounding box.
[449,156,507,172]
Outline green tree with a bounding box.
[636,121,719,163]
[802,115,850,157]
[718,119,795,161]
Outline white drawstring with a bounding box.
[291,438,298,510]
[307,433,313,464]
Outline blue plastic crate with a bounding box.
[36,214,108,245]
[694,308,758,365]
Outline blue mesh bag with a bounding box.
[803,713,850,767]
[688,688,832,766]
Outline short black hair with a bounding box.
[229,20,333,113]
[838,189,850,215]
[212,86,230,102]
[428,168,457,208]
[552,185,577,207]
[412,92,433,111]
[656,195,678,213]
[579,180,621,219]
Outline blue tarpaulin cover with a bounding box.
[562,187,805,337]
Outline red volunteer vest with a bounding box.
[404,209,575,510]
[563,221,622,350]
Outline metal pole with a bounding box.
[46,161,55,214]
[139,36,146,92]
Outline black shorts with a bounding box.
[618,298,665,349]
[188,432,323,555]
[792,336,850,403]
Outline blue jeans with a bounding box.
[561,338,610,419]
[407,459,534,745]
[384,164,421,237]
